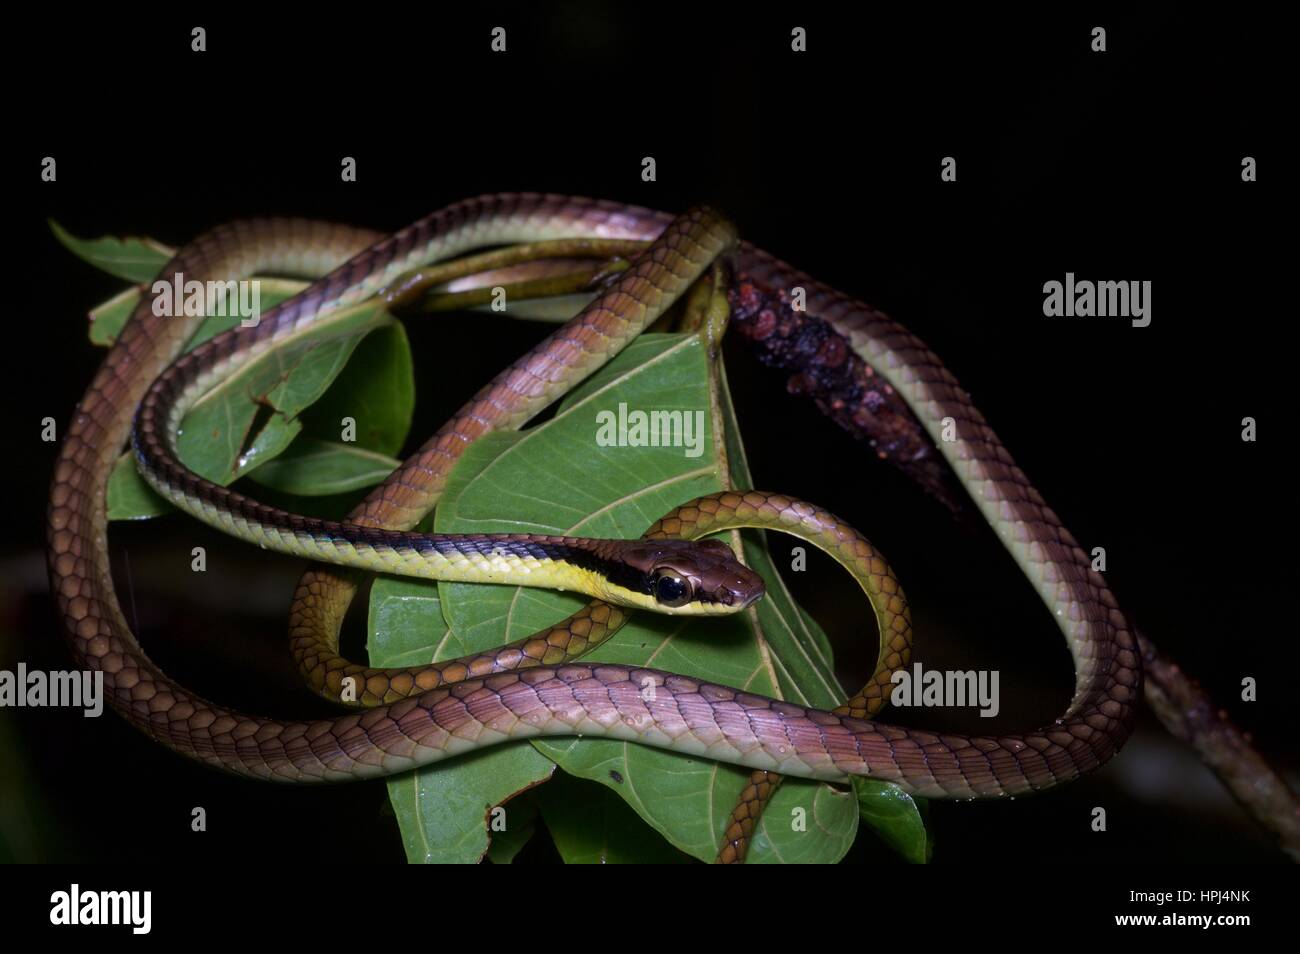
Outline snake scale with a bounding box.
[47,194,1140,817]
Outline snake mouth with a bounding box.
[714,572,766,611]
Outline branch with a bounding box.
[1136,628,1300,860]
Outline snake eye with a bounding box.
[652,569,693,608]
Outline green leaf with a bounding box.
[415,332,856,862]
[369,577,557,863]
[106,295,413,519]
[538,772,691,864]
[49,220,173,283]
[385,747,555,864]
[246,438,400,496]
[106,452,173,520]
[719,358,926,859]
[715,364,840,701]
[478,293,597,323]
[296,323,415,456]
[71,220,416,519]
[88,278,311,349]
[854,778,931,863]
[173,299,392,486]
[89,287,150,347]
[484,793,539,864]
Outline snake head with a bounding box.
[610,539,765,615]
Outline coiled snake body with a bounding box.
[47,195,1139,810]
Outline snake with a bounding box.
[47,194,1140,822]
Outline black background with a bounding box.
[3,5,1292,865]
